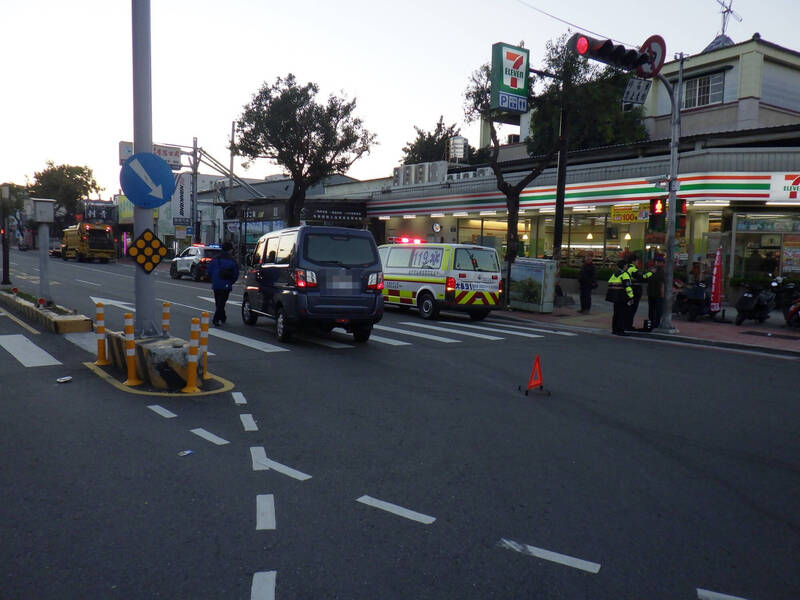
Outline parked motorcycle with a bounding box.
[734,281,776,325]
[771,275,798,311]
[674,280,717,321]
[783,288,800,328]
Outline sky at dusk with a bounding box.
[1,0,794,198]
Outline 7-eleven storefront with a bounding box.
[369,172,800,280]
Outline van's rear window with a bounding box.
[305,234,378,267]
[454,248,500,272]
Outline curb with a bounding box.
[492,309,800,358]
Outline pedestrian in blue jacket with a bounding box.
[207,241,239,326]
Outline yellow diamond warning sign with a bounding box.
[126,228,167,274]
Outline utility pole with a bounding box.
[655,52,685,333]
[131,0,160,337]
[192,136,199,244]
[1,185,10,285]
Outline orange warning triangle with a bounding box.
[526,355,544,390]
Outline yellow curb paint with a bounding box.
[83,362,234,397]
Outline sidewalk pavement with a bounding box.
[494,293,800,358]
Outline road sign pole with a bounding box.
[132,0,159,337]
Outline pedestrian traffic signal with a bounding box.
[568,33,651,71]
[649,198,665,232]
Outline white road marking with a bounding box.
[295,333,353,349]
[155,297,207,312]
[75,279,101,287]
[249,447,311,480]
[485,321,578,336]
[367,334,412,346]
[88,296,136,312]
[445,321,544,339]
[356,495,436,524]
[233,391,247,405]
[147,404,177,419]
[400,321,504,340]
[0,335,61,367]
[256,494,276,530]
[207,328,289,353]
[251,571,276,600]
[697,589,750,600]
[64,332,98,354]
[498,538,601,573]
[240,414,258,431]
[190,428,230,445]
[373,324,460,343]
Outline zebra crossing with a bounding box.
[0,319,578,368]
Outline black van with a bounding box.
[241,226,384,342]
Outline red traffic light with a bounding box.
[568,33,650,72]
[576,35,589,55]
[652,199,664,215]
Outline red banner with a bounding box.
[710,246,722,312]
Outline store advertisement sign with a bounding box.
[172,172,192,226]
[119,141,182,170]
[490,43,529,113]
[782,235,800,273]
[611,203,650,223]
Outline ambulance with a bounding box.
[378,239,502,320]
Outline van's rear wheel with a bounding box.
[241,295,258,325]
[275,307,292,342]
[418,292,439,320]
[353,325,372,343]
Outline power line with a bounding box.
[512,0,634,47]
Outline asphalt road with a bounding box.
[1,249,798,599]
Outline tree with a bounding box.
[400,116,460,164]
[234,73,376,226]
[527,34,649,156]
[27,162,102,224]
[464,63,559,304]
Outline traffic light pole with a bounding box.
[655,53,685,333]
[1,186,10,285]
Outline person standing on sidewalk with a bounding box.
[577,253,597,313]
[207,241,239,326]
[625,255,653,331]
[647,255,666,329]
[607,259,634,335]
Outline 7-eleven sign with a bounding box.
[491,42,529,114]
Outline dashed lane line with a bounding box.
[256,494,276,530]
[233,391,247,405]
[240,414,258,431]
[147,405,177,419]
[498,538,601,574]
[485,321,579,336]
[250,571,276,600]
[367,334,412,346]
[249,447,311,480]
[190,428,230,445]
[356,495,436,524]
[207,328,288,353]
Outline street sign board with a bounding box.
[636,35,667,79]
[172,172,192,225]
[623,78,652,105]
[119,153,176,209]
[118,141,182,170]
[490,43,529,113]
[126,228,167,274]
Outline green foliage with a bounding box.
[234,73,376,226]
[509,277,542,304]
[27,162,101,221]
[527,34,649,156]
[400,116,459,164]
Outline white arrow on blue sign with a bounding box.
[119,152,176,209]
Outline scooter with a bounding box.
[771,275,798,311]
[783,289,800,328]
[735,281,776,325]
[674,280,716,321]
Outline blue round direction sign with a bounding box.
[119,152,176,209]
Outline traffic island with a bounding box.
[0,289,92,333]
[100,329,231,394]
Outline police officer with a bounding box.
[625,255,653,331]
[607,259,634,335]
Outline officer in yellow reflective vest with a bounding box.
[625,256,654,331]
[606,259,634,335]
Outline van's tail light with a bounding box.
[293,268,318,288]
[367,271,384,291]
[445,277,456,292]
[498,278,503,294]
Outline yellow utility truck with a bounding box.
[61,223,115,263]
